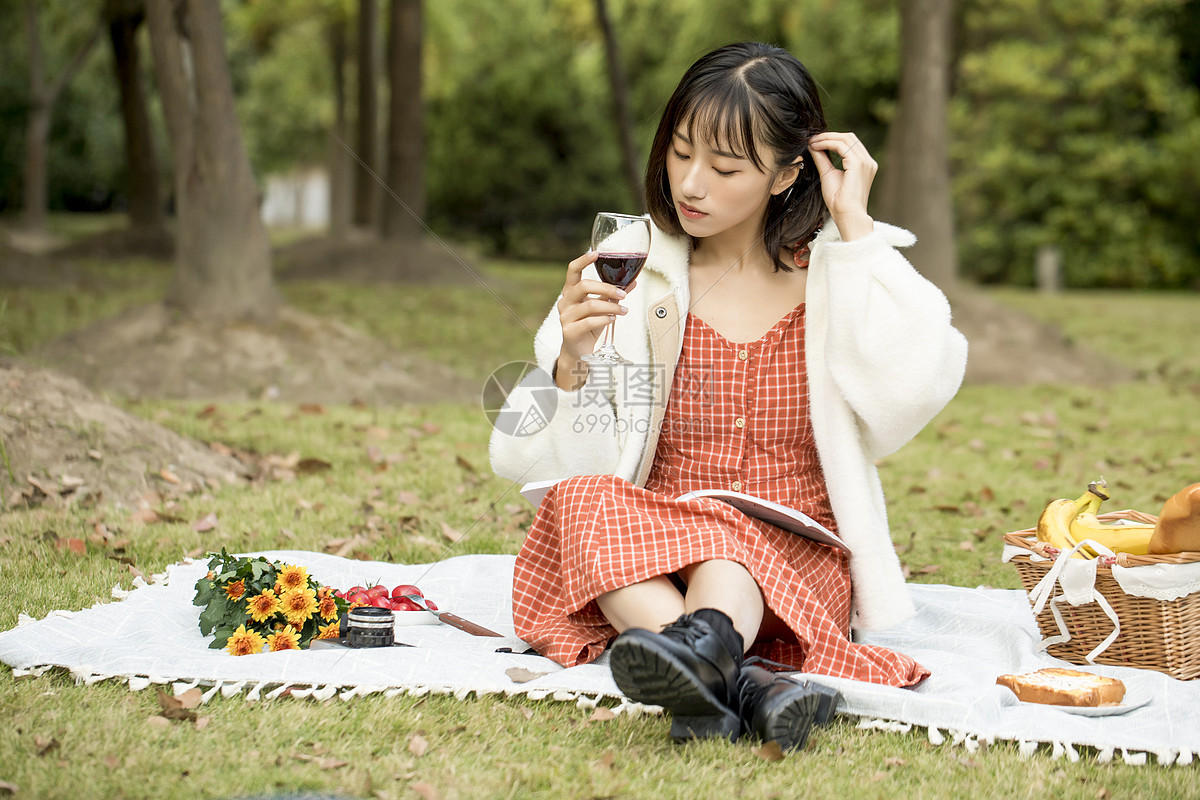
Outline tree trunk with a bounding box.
[878,0,957,291]
[22,0,102,234]
[106,0,165,232]
[381,0,424,239]
[327,15,351,238]
[593,0,642,212]
[145,0,278,322]
[353,0,380,230]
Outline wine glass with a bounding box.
[582,212,651,365]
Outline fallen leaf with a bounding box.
[293,753,349,770]
[959,541,976,551]
[455,455,476,473]
[594,750,616,770]
[869,771,888,782]
[156,689,199,721]
[175,688,203,709]
[296,458,332,475]
[397,491,421,505]
[192,513,218,532]
[1096,788,1111,800]
[0,780,18,794]
[916,564,941,575]
[439,522,463,543]
[33,735,59,756]
[409,781,441,800]
[505,667,548,684]
[131,507,159,524]
[59,538,86,555]
[194,716,211,730]
[298,403,326,415]
[883,756,906,768]
[588,707,617,722]
[520,707,533,720]
[159,468,182,485]
[753,741,785,761]
[27,475,54,496]
[146,715,170,729]
[408,733,429,757]
[196,404,218,419]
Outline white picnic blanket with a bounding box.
[2,550,1198,766]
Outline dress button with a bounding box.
[738,349,748,361]
[655,307,668,318]
[734,417,745,429]
[731,481,742,491]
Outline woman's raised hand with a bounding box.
[808,131,877,242]
[554,252,632,390]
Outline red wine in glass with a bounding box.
[594,252,647,289]
[582,213,651,365]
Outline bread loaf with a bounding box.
[1148,482,1200,554]
[996,668,1126,707]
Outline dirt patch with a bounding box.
[950,290,1133,386]
[30,303,478,406]
[274,231,479,285]
[0,359,245,509]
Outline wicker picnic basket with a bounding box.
[1005,509,1200,681]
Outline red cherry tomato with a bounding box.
[347,592,370,605]
[366,585,389,599]
[347,585,366,596]
[391,596,421,612]
[333,589,345,599]
[369,596,392,609]
[390,584,423,600]
[424,599,438,611]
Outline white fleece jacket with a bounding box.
[489,220,968,632]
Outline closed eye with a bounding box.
[671,148,690,161]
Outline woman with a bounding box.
[490,42,967,750]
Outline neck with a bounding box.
[691,231,775,275]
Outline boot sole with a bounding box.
[758,689,820,752]
[608,635,739,742]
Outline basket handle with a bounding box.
[1029,539,1122,663]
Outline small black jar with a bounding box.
[346,606,395,648]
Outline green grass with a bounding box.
[2,262,1199,798]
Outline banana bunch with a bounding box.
[1035,478,1155,558]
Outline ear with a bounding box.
[770,156,805,196]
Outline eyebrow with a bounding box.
[672,130,745,160]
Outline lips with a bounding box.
[678,201,707,220]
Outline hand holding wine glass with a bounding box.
[555,213,650,385]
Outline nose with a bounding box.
[678,162,706,200]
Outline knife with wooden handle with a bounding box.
[402,594,503,637]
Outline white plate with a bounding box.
[1022,684,1152,717]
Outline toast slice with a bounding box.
[996,668,1126,707]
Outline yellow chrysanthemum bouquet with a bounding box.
[193,550,347,655]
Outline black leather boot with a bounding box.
[608,613,742,742]
[737,662,841,752]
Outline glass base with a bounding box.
[581,345,629,365]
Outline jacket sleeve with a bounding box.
[487,303,622,483]
[811,229,968,459]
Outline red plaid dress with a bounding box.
[512,305,929,687]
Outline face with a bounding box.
[666,126,797,246]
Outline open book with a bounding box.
[519,479,849,552]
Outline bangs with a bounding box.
[680,77,768,171]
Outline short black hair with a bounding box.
[645,42,828,271]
